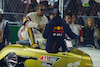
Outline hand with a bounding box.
[5,42,9,46]
[38,25,43,29]
[80,37,84,42]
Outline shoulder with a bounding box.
[42,15,48,20]
[63,21,69,26]
[45,20,53,27]
[2,20,9,25]
[26,12,35,17]
[2,19,9,22]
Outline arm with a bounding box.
[65,23,80,39]
[65,24,84,42]
[23,17,38,28]
[43,24,49,39]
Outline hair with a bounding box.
[84,17,95,29]
[72,12,77,17]
[84,17,100,39]
[72,12,78,22]
[64,12,72,18]
[34,4,45,11]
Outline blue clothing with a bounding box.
[43,16,80,53]
[81,27,95,46]
[0,21,10,50]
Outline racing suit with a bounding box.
[20,12,48,49]
[43,15,80,53]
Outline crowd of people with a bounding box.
[17,3,99,53]
[2,0,100,27]
[0,0,100,53]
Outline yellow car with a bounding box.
[0,39,100,67]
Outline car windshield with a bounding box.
[64,39,100,49]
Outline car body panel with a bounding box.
[35,51,67,67]
[0,44,96,67]
[81,53,93,67]
[78,47,100,67]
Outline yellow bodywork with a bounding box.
[0,44,93,67]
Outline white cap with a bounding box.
[0,8,4,14]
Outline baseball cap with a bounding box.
[0,8,4,14]
[48,8,60,15]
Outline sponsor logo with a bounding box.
[67,60,81,67]
[53,26,64,33]
[54,26,63,30]
[40,56,49,61]
[53,26,64,36]
[41,62,54,67]
[39,55,61,62]
[49,56,60,62]
[53,33,62,36]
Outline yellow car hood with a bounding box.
[78,47,100,67]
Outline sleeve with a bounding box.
[43,16,48,24]
[23,14,38,28]
[26,21,38,28]
[4,22,10,42]
[65,23,80,39]
[43,24,49,39]
[82,28,85,38]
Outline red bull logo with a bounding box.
[53,26,64,33]
[54,26,63,30]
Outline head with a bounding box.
[49,14,56,20]
[72,13,78,24]
[34,4,46,17]
[85,17,95,28]
[0,9,4,22]
[64,13,72,25]
[49,9,59,20]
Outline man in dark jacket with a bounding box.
[43,9,83,53]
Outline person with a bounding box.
[19,4,48,49]
[64,12,72,25]
[70,13,82,36]
[43,9,83,53]
[64,13,82,45]
[81,17,100,47]
[64,12,72,39]
[0,8,10,50]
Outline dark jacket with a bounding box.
[3,22,10,44]
[43,16,80,53]
[82,27,94,46]
[0,20,10,50]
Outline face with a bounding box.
[87,18,94,27]
[65,15,72,25]
[37,5,45,17]
[72,15,77,23]
[49,14,56,20]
